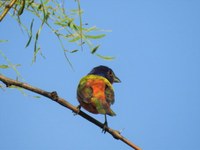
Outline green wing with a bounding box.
[105,84,115,105]
[77,77,93,104]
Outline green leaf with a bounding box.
[91,45,100,54]
[27,0,34,7]
[96,54,115,60]
[44,12,50,22]
[0,64,21,69]
[0,65,9,69]
[70,9,83,15]
[43,0,49,5]
[33,46,40,63]
[55,21,67,27]
[71,24,79,31]
[25,19,34,48]
[38,4,42,10]
[16,64,21,67]
[33,17,44,62]
[69,36,80,42]
[33,95,41,98]
[67,19,73,27]
[84,26,97,32]
[18,0,26,16]
[86,34,106,39]
[70,49,79,53]
[0,40,8,43]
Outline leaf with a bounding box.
[38,4,42,10]
[16,64,21,67]
[71,24,79,31]
[55,21,67,27]
[96,54,115,60]
[18,0,26,16]
[25,19,34,48]
[70,9,83,15]
[67,19,73,27]
[33,95,41,98]
[0,65,9,69]
[91,45,100,54]
[86,34,106,39]
[70,49,79,53]
[0,64,21,69]
[43,0,49,5]
[44,12,50,22]
[69,36,80,42]
[33,17,44,62]
[0,40,8,43]
[41,1,49,23]
[10,64,21,68]
[84,26,97,32]
[32,46,40,63]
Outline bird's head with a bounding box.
[88,65,121,84]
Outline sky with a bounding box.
[1,0,200,150]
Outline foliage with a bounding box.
[0,0,113,70]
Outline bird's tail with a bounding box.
[107,109,116,116]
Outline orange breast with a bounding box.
[87,78,106,100]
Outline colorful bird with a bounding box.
[77,65,121,131]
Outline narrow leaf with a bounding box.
[86,34,106,39]
[71,24,79,31]
[25,19,34,48]
[33,95,41,98]
[69,36,80,42]
[41,0,48,23]
[33,46,40,63]
[0,65,9,69]
[85,26,97,32]
[55,21,67,27]
[67,19,73,27]
[18,0,26,16]
[27,0,34,8]
[0,40,8,43]
[96,54,115,60]
[70,49,79,53]
[91,45,100,54]
[11,64,21,68]
[33,19,43,61]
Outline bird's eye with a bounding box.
[108,71,113,77]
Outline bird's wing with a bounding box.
[77,79,93,104]
[105,83,115,105]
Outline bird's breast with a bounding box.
[86,78,106,100]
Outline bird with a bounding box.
[77,65,121,132]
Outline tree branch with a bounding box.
[0,74,141,150]
[0,0,18,22]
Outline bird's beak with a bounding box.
[113,75,121,83]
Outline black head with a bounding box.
[88,65,121,84]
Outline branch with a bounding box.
[0,74,141,150]
[0,0,18,22]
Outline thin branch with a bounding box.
[0,74,141,150]
[77,0,83,51]
[0,0,18,22]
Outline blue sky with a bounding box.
[1,0,200,150]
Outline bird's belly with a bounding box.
[79,78,108,114]
[81,102,99,114]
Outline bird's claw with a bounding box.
[102,121,108,133]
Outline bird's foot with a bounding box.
[102,120,108,133]
[73,105,81,116]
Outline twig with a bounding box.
[0,74,141,150]
[0,0,18,22]
[77,0,83,51]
